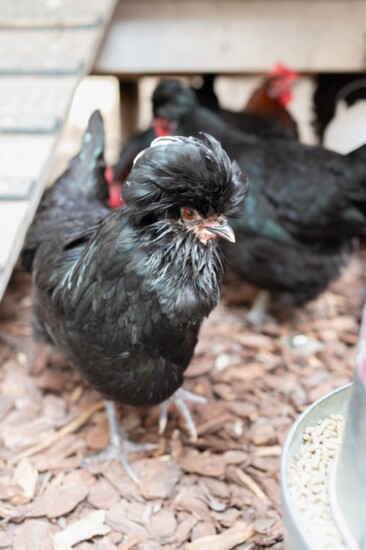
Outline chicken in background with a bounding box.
[22,111,247,480]
[313,72,366,142]
[191,73,220,112]
[106,79,198,207]
[108,67,299,208]
[218,63,300,141]
[153,80,366,324]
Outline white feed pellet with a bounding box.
[288,414,346,549]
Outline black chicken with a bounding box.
[111,74,298,206]
[192,73,220,112]
[155,81,366,322]
[111,80,199,193]
[22,111,247,478]
[313,72,366,142]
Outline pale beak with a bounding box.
[206,217,236,243]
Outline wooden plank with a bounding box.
[0,0,115,15]
[0,0,119,301]
[0,135,56,180]
[95,0,366,74]
[0,14,102,30]
[0,29,99,75]
[0,77,77,122]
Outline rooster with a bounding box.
[153,80,366,323]
[22,111,247,479]
[218,63,299,141]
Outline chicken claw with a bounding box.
[83,400,156,484]
[159,388,207,441]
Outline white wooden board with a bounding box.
[96,0,366,74]
[0,0,118,301]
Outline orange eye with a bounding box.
[182,208,196,220]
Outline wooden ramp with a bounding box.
[0,0,117,301]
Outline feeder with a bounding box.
[281,290,366,549]
[281,384,351,550]
[330,301,366,549]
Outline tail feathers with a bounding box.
[21,111,108,273]
[55,110,108,204]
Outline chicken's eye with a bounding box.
[181,208,198,221]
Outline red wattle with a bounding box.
[108,182,124,209]
[153,118,172,137]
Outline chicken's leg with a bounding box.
[159,388,207,440]
[83,400,156,484]
[247,290,271,327]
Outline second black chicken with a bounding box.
[153,80,366,321]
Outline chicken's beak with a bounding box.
[206,217,236,243]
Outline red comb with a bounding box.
[268,63,299,81]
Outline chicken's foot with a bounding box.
[247,290,271,327]
[83,400,156,484]
[159,388,207,441]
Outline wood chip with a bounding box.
[24,470,89,518]
[232,333,275,351]
[146,508,177,543]
[252,445,282,457]
[106,501,150,537]
[53,510,110,550]
[180,450,225,478]
[13,519,53,550]
[11,458,38,504]
[249,422,277,446]
[9,401,104,465]
[0,530,15,548]
[227,466,268,500]
[0,394,14,420]
[136,459,181,500]
[216,363,265,383]
[87,478,120,510]
[186,520,255,550]
[191,521,216,541]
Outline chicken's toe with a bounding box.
[82,400,155,484]
[159,387,207,440]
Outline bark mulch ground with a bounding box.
[0,253,365,550]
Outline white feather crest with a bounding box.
[132,136,185,166]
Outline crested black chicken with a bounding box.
[22,111,247,479]
[153,80,366,322]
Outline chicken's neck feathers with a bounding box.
[58,210,223,323]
